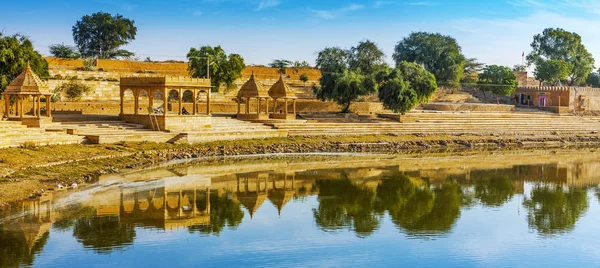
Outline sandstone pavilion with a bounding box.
[235,73,297,120]
[2,62,53,127]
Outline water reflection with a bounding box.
[2,154,600,266]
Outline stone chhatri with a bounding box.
[268,75,297,99]
[3,62,50,95]
[237,72,269,98]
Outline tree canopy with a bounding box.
[523,185,588,235]
[377,62,438,114]
[49,43,81,59]
[587,72,600,87]
[72,12,137,59]
[477,65,518,102]
[0,33,49,92]
[393,32,465,88]
[534,60,572,86]
[187,45,246,92]
[526,28,595,86]
[314,42,384,113]
[269,59,293,74]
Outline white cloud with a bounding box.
[374,1,393,8]
[256,0,280,11]
[308,3,364,20]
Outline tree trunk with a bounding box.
[482,91,487,103]
[496,96,499,105]
[342,102,351,113]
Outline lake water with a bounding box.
[2,151,600,268]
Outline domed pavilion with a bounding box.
[2,62,53,127]
[268,75,297,120]
[235,73,270,120]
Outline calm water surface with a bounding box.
[2,153,600,268]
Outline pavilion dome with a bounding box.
[237,73,269,98]
[268,75,297,99]
[3,62,50,95]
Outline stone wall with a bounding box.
[575,87,600,111]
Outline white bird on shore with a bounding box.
[56,183,64,190]
[71,183,78,188]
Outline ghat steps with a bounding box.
[0,120,85,148]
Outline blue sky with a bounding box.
[2,0,600,68]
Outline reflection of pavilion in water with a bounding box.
[118,175,211,231]
[0,194,54,266]
[234,171,296,217]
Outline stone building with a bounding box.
[514,86,600,113]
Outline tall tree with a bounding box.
[397,61,438,103]
[187,45,245,91]
[49,43,81,59]
[269,59,293,74]
[314,47,348,106]
[462,57,484,83]
[0,33,49,92]
[526,28,595,86]
[393,32,466,88]
[348,39,386,75]
[477,65,518,103]
[72,12,137,59]
[534,60,572,86]
[587,72,600,87]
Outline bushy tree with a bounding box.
[534,60,572,86]
[462,58,484,83]
[314,41,385,113]
[377,62,438,114]
[187,45,245,92]
[526,28,595,86]
[587,72,600,87]
[49,43,81,59]
[477,65,518,103]
[513,64,527,72]
[0,33,49,92]
[293,61,311,68]
[393,32,465,88]
[269,59,293,74]
[72,12,137,59]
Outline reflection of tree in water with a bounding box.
[188,190,244,236]
[52,205,96,232]
[473,176,515,207]
[523,184,589,235]
[73,216,136,254]
[0,227,49,267]
[377,175,462,236]
[313,179,381,237]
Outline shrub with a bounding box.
[55,80,93,100]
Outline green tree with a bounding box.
[534,60,572,86]
[187,45,246,92]
[0,33,49,92]
[49,43,81,59]
[377,62,437,114]
[348,40,386,75]
[477,65,518,103]
[462,57,484,83]
[523,185,589,235]
[331,70,373,113]
[586,72,600,87]
[299,73,309,86]
[526,28,595,86]
[293,61,311,68]
[393,32,465,88]
[72,12,137,59]
[473,176,515,207]
[269,59,293,74]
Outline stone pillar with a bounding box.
[207,90,211,115]
[3,95,8,118]
[163,89,168,118]
[149,91,154,115]
[19,96,24,119]
[37,96,41,118]
[265,98,269,114]
[46,95,51,117]
[178,89,183,115]
[237,98,241,114]
[273,98,278,114]
[192,90,198,115]
[293,99,296,115]
[257,98,261,115]
[134,90,139,115]
[284,99,288,114]
[119,90,124,115]
[246,97,250,114]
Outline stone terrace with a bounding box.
[267,111,600,136]
[0,119,85,148]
